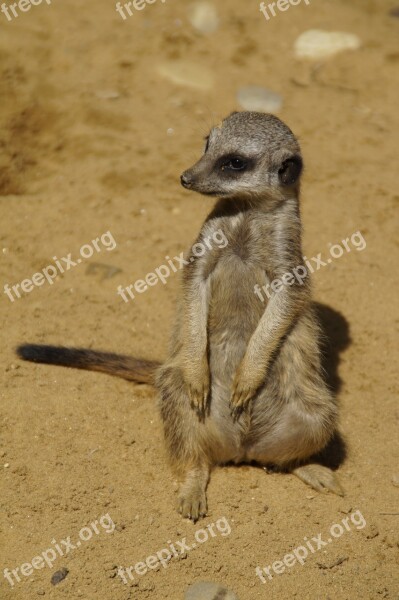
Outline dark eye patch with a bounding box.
[204,136,210,153]
[278,156,303,186]
[215,154,254,174]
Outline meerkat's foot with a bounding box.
[178,466,209,522]
[292,464,344,496]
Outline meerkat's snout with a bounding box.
[180,171,193,189]
[180,156,219,196]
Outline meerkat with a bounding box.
[18,111,343,521]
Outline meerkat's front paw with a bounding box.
[183,358,210,419]
[178,488,208,522]
[230,362,264,419]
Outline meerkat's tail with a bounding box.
[16,344,161,384]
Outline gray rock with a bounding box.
[237,85,282,113]
[185,581,239,600]
[50,568,69,585]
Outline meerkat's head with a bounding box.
[181,112,302,200]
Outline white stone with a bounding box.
[294,29,361,60]
[187,2,219,34]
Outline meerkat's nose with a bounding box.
[180,172,193,188]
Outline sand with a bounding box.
[1,0,398,598]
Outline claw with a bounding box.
[230,384,254,420]
[179,491,208,522]
[187,383,209,421]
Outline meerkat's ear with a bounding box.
[278,155,303,186]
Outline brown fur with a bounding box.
[17,345,160,383]
[17,112,343,521]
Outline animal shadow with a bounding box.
[312,301,352,470]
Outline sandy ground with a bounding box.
[1,0,398,598]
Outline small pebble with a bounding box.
[139,580,155,592]
[51,568,69,586]
[294,29,361,60]
[237,85,282,113]
[185,581,239,600]
[187,2,219,34]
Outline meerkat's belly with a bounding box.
[208,256,268,384]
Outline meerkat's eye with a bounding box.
[278,156,303,186]
[229,158,246,170]
[221,157,247,172]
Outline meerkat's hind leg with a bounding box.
[292,464,344,497]
[178,464,210,522]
